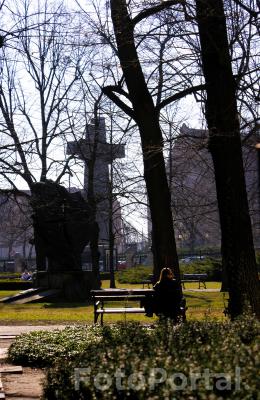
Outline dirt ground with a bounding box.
[1,363,45,400]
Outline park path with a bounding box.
[0,325,67,399]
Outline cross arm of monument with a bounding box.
[67,117,125,163]
[102,85,136,120]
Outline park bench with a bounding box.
[141,274,154,288]
[181,273,207,289]
[91,289,154,325]
[91,289,187,324]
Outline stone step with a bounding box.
[0,288,42,303]
[11,289,61,304]
[0,367,23,374]
[0,336,16,340]
[0,288,61,304]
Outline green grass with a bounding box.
[181,281,221,290]
[0,280,225,324]
[0,290,21,299]
[102,280,221,290]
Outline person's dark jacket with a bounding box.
[153,279,182,319]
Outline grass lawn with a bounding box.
[0,281,226,324]
[0,290,21,299]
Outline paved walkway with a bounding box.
[0,325,68,337]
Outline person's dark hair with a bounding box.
[159,267,174,282]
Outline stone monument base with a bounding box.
[33,271,100,301]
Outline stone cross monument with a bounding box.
[67,117,125,241]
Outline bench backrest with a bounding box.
[91,289,154,298]
[182,273,207,280]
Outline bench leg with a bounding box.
[101,312,104,326]
[94,311,99,324]
[199,281,206,289]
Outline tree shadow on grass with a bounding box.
[43,300,92,308]
[184,293,212,305]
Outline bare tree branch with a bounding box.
[157,84,206,111]
[132,0,184,26]
[102,85,136,119]
[232,0,258,18]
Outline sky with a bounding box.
[0,0,206,236]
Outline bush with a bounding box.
[180,259,222,281]
[8,316,260,399]
[8,326,104,367]
[116,265,153,284]
[116,259,222,284]
[43,316,260,400]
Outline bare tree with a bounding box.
[195,0,260,318]
[101,0,199,282]
[0,1,93,271]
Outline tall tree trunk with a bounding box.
[87,108,101,283]
[109,0,180,283]
[196,0,260,318]
[109,219,116,288]
[108,117,116,288]
[89,227,100,282]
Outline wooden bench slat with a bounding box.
[96,308,145,314]
[93,295,146,300]
[92,289,154,295]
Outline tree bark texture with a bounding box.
[196,0,260,318]
[109,222,116,288]
[110,0,180,283]
[86,114,101,282]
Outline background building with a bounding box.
[169,124,260,251]
[0,191,35,270]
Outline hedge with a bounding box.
[8,315,260,399]
[116,259,222,284]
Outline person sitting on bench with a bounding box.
[153,267,183,322]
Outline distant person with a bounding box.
[21,270,32,281]
[153,267,183,322]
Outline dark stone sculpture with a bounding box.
[30,180,98,272]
